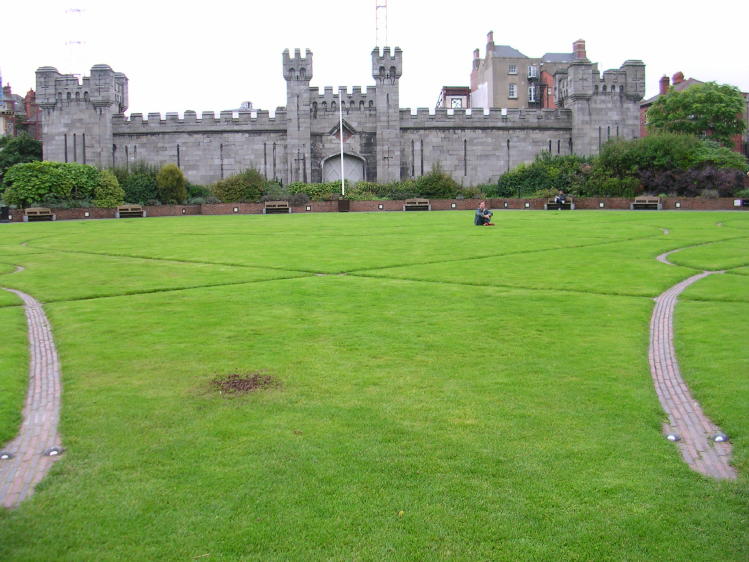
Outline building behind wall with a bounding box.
[37,46,645,187]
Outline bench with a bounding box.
[630,197,661,210]
[403,198,431,211]
[23,207,56,222]
[116,205,146,218]
[264,200,290,214]
[544,197,574,210]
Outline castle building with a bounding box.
[36,47,645,187]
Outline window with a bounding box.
[508,84,517,99]
[527,65,538,79]
[528,86,537,103]
[450,98,462,108]
[508,64,517,75]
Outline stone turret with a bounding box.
[36,65,128,167]
[284,48,313,183]
[372,47,402,182]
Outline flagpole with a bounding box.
[339,88,345,196]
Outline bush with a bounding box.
[492,153,592,198]
[112,163,159,204]
[187,183,211,199]
[414,165,459,198]
[156,163,187,204]
[93,170,126,208]
[212,169,265,202]
[2,161,100,207]
[0,133,42,183]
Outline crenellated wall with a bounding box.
[38,47,644,188]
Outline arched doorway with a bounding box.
[322,154,365,183]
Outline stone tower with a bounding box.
[283,49,312,184]
[372,47,402,182]
[35,65,127,168]
[555,56,645,155]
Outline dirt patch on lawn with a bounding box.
[210,372,281,394]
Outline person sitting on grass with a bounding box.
[474,201,494,226]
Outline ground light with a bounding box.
[712,433,729,443]
[43,447,64,456]
[666,434,681,442]
[0,451,14,460]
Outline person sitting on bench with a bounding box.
[554,189,567,208]
[474,201,494,226]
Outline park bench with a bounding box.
[403,198,431,211]
[23,207,56,222]
[630,197,662,210]
[116,205,146,218]
[264,200,290,214]
[544,197,574,210]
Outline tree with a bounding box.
[0,133,42,183]
[93,170,126,208]
[155,163,187,204]
[646,82,746,147]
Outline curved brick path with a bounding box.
[0,286,64,508]
[650,261,736,479]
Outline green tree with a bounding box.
[646,82,746,147]
[0,133,42,183]
[155,163,187,204]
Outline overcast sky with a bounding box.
[2,0,748,115]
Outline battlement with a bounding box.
[371,46,402,80]
[555,58,645,105]
[283,48,313,81]
[399,107,572,128]
[112,108,286,133]
[308,85,378,115]
[36,65,128,112]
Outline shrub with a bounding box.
[112,163,159,204]
[187,183,211,199]
[492,153,592,198]
[212,169,265,202]
[0,133,42,183]
[736,188,749,199]
[156,163,187,204]
[414,165,459,198]
[2,161,100,207]
[93,170,126,208]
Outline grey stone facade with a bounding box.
[36,48,645,187]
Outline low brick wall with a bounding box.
[4,198,746,223]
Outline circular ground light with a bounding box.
[712,433,729,443]
[43,447,64,456]
[666,433,681,442]
[0,451,14,460]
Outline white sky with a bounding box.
[2,0,748,115]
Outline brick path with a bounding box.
[649,264,736,480]
[0,287,63,508]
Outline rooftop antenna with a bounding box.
[376,0,388,48]
[64,7,85,78]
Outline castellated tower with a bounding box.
[555,57,645,155]
[283,49,313,184]
[372,47,402,182]
[36,65,127,168]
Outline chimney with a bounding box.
[672,71,684,85]
[472,48,480,71]
[659,75,670,95]
[486,31,495,53]
[573,39,586,60]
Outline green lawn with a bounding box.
[0,210,747,560]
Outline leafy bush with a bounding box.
[93,170,126,208]
[736,188,749,199]
[2,161,100,207]
[156,164,187,204]
[491,153,592,198]
[414,165,459,198]
[288,181,340,201]
[111,163,159,204]
[187,183,211,199]
[212,169,265,202]
[261,182,310,206]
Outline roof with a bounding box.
[641,77,704,106]
[492,45,527,58]
[542,52,574,63]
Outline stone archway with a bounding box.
[322,154,365,183]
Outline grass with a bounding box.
[0,210,747,560]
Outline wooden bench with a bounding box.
[116,205,146,218]
[264,200,290,214]
[23,207,56,222]
[403,198,431,211]
[630,197,662,210]
[544,197,574,210]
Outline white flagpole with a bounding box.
[339,89,345,196]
